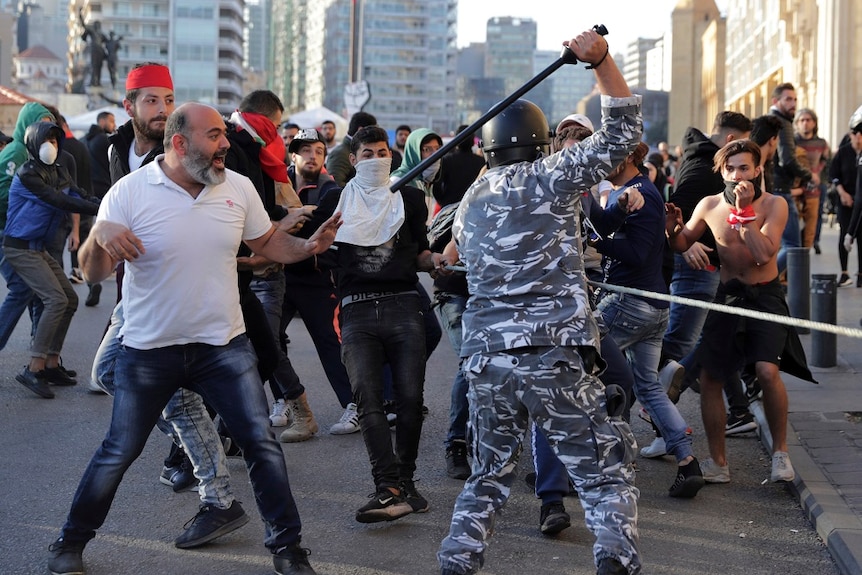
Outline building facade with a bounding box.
[69,0,244,109]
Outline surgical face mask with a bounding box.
[722,174,763,205]
[422,161,440,182]
[39,142,58,165]
[353,157,392,188]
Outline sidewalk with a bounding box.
[751,225,862,575]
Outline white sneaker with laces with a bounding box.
[700,458,731,483]
[269,398,290,427]
[640,436,667,458]
[659,359,685,403]
[771,451,795,483]
[330,402,360,435]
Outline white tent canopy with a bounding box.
[287,106,348,138]
[65,106,130,135]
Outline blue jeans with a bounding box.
[91,302,234,509]
[662,254,721,362]
[63,335,300,551]
[776,192,801,274]
[434,293,469,447]
[0,234,36,350]
[249,273,303,400]
[340,294,426,489]
[598,292,692,462]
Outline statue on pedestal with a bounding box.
[78,8,108,87]
[105,32,124,90]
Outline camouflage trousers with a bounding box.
[438,346,640,575]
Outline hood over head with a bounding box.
[24,121,65,163]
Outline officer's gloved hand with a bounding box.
[605,384,626,418]
[844,233,854,254]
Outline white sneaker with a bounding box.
[87,378,108,394]
[330,402,360,435]
[640,436,667,458]
[771,451,795,483]
[659,359,685,403]
[269,399,290,427]
[700,458,731,483]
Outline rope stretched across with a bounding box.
[588,280,862,339]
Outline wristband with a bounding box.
[726,205,756,231]
[585,46,609,70]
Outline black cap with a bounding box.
[288,128,326,154]
[0,130,12,145]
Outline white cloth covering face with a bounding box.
[334,157,405,246]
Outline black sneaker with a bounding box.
[16,366,54,399]
[355,487,413,523]
[398,479,429,513]
[524,471,537,489]
[838,273,853,287]
[596,557,628,575]
[48,537,85,575]
[725,412,757,436]
[745,376,762,404]
[539,501,571,535]
[273,545,316,575]
[174,500,250,549]
[159,453,196,492]
[85,283,102,307]
[43,366,78,386]
[668,457,705,498]
[445,440,471,480]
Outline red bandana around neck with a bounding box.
[239,112,288,183]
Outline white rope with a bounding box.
[589,280,862,339]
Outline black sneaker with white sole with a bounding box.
[725,412,757,435]
[398,479,429,513]
[355,487,413,523]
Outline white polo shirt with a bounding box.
[98,155,273,349]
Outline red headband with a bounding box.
[125,65,173,91]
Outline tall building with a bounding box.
[623,37,660,89]
[484,16,537,96]
[668,0,723,145]
[271,0,458,135]
[70,0,245,109]
[13,0,68,63]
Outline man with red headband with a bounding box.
[87,63,253,552]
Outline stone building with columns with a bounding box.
[671,0,862,147]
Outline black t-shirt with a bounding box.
[329,185,429,298]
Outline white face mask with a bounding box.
[38,142,58,165]
[422,161,440,182]
[353,157,392,188]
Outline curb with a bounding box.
[751,401,862,575]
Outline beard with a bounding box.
[182,145,227,186]
[298,164,321,183]
[132,114,168,143]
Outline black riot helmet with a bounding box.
[480,99,551,168]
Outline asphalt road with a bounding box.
[0,276,839,575]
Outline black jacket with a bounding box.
[668,127,722,267]
[108,121,163,184]
[85,124,112,197]
[769,107,812,193]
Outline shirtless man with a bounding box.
[665,139,813,485]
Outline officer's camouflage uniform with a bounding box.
[438,95,643,575]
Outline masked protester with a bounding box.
[4,121,99,398]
